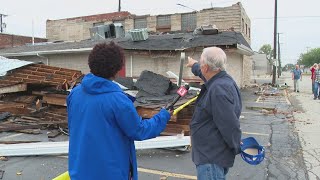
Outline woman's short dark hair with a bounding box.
[88,42,125,79]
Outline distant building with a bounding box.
[46,2,251,44]
[0,33,47,49]
[252,52,272,76]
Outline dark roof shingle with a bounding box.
[0,31,251,55]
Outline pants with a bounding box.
[314,82,320,98]
[294,79,300,92]
[312,81,315,94]
[196,163,229,180]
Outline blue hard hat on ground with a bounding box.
[240,137,265,165]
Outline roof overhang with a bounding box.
[0,48,93,57]
[236,44,254,56]
[0,44,253,57]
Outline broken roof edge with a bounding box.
[0,45,248,58]
[0,56,35,76]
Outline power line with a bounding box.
[253,15,320,20]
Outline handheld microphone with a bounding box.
[166,85,190,110]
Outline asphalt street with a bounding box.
[0,74,311,180]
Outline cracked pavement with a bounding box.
[283,71,320,180]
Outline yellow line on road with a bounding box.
[138,167,197,179]
[283,90,292,105]
[242,131,269,136]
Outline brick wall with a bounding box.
[197,4,241,32]
[242,55,252,86]
[0,34,47,49]
[171,14,182,31]
[46,12,131,41]
[225,52,243,87]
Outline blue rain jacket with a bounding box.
[67,73,170,180]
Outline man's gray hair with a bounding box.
[201,47,227,71]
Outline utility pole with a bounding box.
[0,13,8,33]
[306,46,311,53]
[272,0,277,85]
[277,33,281,77]
[118,0,121,12]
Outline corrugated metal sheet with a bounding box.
[0,136,191,156]
[0,56,34,76]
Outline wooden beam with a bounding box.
[42,94,67,106]
[0,84,27,94]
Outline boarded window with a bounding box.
[242,18,244,32]
[157,15,171,27]
[134,18,147,29]
[157,15,171,32]
[245,24,248,35]
[181,13,197,32]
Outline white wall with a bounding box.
[10,49,247,87]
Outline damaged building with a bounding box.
[0,31,253,88]
[0,57,198,136]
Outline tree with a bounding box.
[299,48,320,67]
[259,44,274,64]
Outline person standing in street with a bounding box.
[292,64,302,92]
[186,47,242,180]
[310,63,317,94]
[313,64,320,100]
[67,42,172,180]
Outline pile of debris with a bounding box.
[129,70,198,136]
[0,57,83,135]
[0,58,198,137]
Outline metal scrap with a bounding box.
[0,112,11,121]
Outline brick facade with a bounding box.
[46,2,251,44]
[46,12,132,42]
[0,33,47,49]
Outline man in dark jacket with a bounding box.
[67,42,171,180]
[186,47,242,180]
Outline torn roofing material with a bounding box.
[135,70,173,96]
[0,60,83,90]
[0,56,34,76]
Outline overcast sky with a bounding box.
[1,0,319,64]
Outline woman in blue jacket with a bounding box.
[67,42,171,180]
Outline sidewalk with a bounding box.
[280,72,320,179]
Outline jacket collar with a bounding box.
[204,71,226,88]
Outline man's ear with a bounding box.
[203,64,209,73]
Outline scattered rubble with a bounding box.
[133,71,198,135]
[0,59,198,140]
[0,61,82,135]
